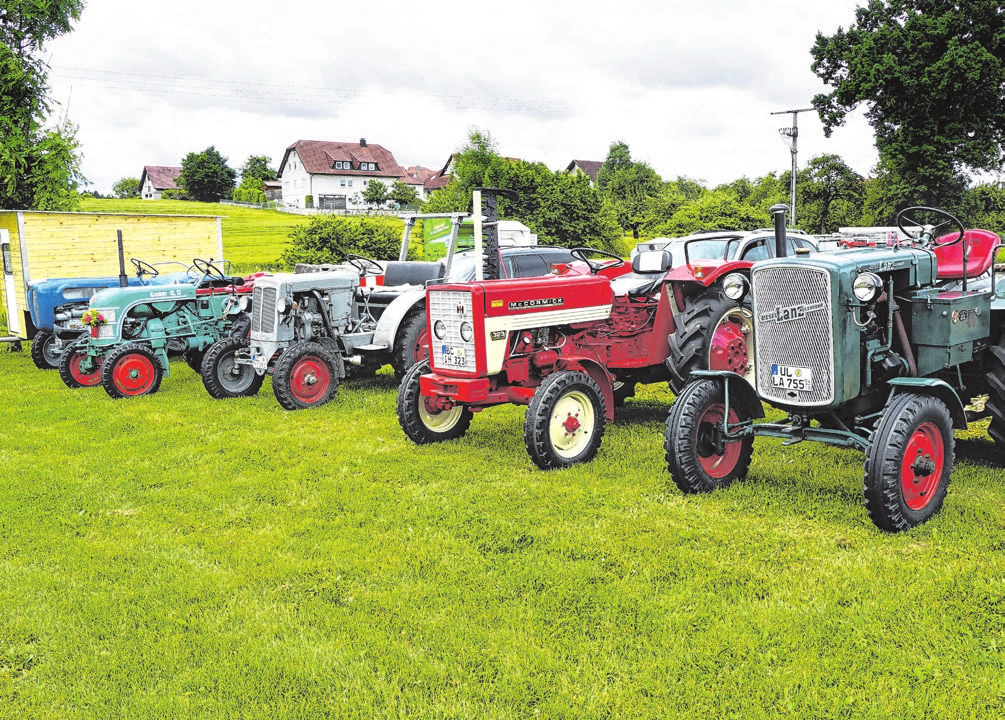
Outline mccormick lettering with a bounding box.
[759,301,826,324]
[508,298,564,311]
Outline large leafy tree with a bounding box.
[238,154,276,182]
[811,0,1005,207]
[388,180,419,208]
[362,179,389,207]
[604,162,664,238]
[112,177,140,199]
[595,141,632,193]
[177,146,237,202]
[0,0,86,209]
[793,154,866,233]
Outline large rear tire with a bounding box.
[391,309,430,382]
[397,360,472,444]
[272,341,339,410]
[667,290,753,394]
[183,347,206,374]
[524,370,606,470]
[200,337,264,399]
[864,393,953,532]
[984,340,1005,448]
[102,343,164,399]
[30,331,61,369]
[58,341,103,388]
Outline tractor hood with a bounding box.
[754,244,937,287]
[89,282,198,309]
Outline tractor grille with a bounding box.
[252,286,277,334]
[429,290,476,373]
[751,265,834,405]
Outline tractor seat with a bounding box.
[933,229,1001,280]
[382,261,445,287]
[610,250,671,297]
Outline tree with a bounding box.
[177,146,237,202]
[0,0,86,210]
[595,141,632,193]
[811,0,1005,207]
[281,216,402,268]
[793,154,866,233]
[112,177,140,199]
[604,162,664,238]
[389,180,419,208]
[239,155,276,183]
[362,180,389,207]
[232,175,265,204]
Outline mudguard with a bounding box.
[371,289,425,349]
[688,369,766,420]
[887,377,968,430]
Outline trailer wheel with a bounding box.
[391,309,429,382]
[524,370,606,470]
[183,347,206,374]
[200,337,264,399]
[58,341,103,388]
[665,378,753,493]
[272,341,339,410]
[864,393,953,532]
[397,360,472,444]
[984,340,1005,449]
[667,290,753,394]
[102,343,163,399]
[30,331,61,369]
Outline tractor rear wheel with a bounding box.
[524,370,606,470]
[201,337,264,399]
[864,392,953,532]
[58,341,103,388]
[665,378,753,493]
[102,343,164,399]
[397,360,472,444]
[272,341,339,410]
[984,340,1005,449]
[392,309,430,382]
[183,347,206,374]
[667,290,753,394]
[30,331,61,369]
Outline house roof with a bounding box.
[565,159,603,182]
[278,139,406,179]
[402,165,436,184]
[140,166,182,191]
[423,155,455,191]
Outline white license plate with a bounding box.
[439,345,467,367]
[771,364,813,391]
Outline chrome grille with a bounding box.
[252,286,277,334]
[429,290,476,373]
[751,265,834,405]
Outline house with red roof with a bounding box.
[139,166,182,199]
[565,159,603,185]
[278,138,427,209]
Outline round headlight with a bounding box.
[239,295,250,312]
[433,320,446,340]
[853,272,883,302]
[459,321,473,343]
[276,296,289,313]
[722,273,748,301]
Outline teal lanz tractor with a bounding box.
[665,206,1005,532]
[59,259,254,398]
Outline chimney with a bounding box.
[360,138,366,147]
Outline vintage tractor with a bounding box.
[664,205,1004,532]
[58,259,255,398]
[396,235,761,470]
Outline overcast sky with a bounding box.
[45,0,879,194]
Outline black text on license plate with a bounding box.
[440,345,467,367]
[771,364,813,391]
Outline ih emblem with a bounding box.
[759,301,825,324]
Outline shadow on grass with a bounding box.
[955,437,1001,466]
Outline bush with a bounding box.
[305,195,314,209]
[281,216,403,269]
[161,188,189,200]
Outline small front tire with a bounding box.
[30,331,61,369]
[272,342,340,410]
[58,341,103,388]
[524,370,606,470]
[396,360,472,444]
[200,337,264,399]
[102,343,164,399]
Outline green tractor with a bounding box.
[665,205,1004,532]
[59,259,254,398]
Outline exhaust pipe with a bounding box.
[770,204,789,258]
[117,229,128,287]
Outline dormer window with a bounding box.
[335,161,349,170]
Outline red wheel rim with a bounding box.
[900,421,945,510]
[69,352,102,386]
[413,326,430,364]
[709,316,750,375]
[696,403,742,479]
[112,353,156,395]
[289,356,331,403]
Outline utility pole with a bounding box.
[771,107,815,227]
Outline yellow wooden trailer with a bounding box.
[1,211,223,341]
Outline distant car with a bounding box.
[445,245,581,282]
[633,229,816,265]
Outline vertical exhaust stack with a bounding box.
[475,187,519,281]
[770,204,789,258]
[117,230,128,287]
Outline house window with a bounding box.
[348,180,353,188]
[363,180,368,186]
[340,179,346,187]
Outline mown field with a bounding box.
[1,202,1004,718]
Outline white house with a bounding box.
[277,138,426,209]
[138,166,182,199]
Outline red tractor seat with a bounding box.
[933,229,1001,280]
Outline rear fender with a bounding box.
[887,377,968,430]
[667,260,753,289]
[689,370,766,420]
[371,290,425,349]
[558,358,615,421]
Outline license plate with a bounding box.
[439,345,467,367]
[771,364,813,391]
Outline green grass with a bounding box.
[1,348,1004,718]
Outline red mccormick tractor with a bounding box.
[665,205,1005,532]
[396,240,760,470]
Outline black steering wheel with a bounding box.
[570,247,626,275]
[896,206,965,248]
[131,258,159,278]
[189,258,227,282]
[344,254,383,276]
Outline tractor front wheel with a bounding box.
[183,347,206,374]
[667,290,754,394]
[864,393,953,532]
[58,341,103,388]
[201,337,264,399]
[102,343,164,399]
[665,378,754,493]
[272,342,339,410]
[392,309,429,382]
[524,370,607,470]
[30,331,61,370]
[397,360,472,444]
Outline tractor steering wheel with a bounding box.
[344,254,383,276]
[570,247,626,275]
[131,258,160,278]
[896,206,965,248]
[189,258,227,283]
